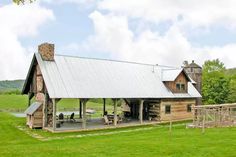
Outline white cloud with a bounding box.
[39,0,236,69]
[71,10,236,68]
[41,0,98,8]
[98,0,236,29]
[0,3,54,80]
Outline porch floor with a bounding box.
[44,118,160,133]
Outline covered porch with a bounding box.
[45,118,159,133]
[43,98,161,132]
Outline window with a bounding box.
[191,67,193,72]
[187,104,192,112]
[176,83,186,91]
[176,84,181,90]
[165,105,171,114]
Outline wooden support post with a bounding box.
[43,93,47,127]
[113,99,118,126]
[103,98,106,116]
[214,111,217,127]
[193,106,198,127]
[169,115,172,133]
[82,100,87,129]
[139,100,144,124]
[79,99,82,119]
[28,93,31,106]
[202,109,205,134]
[52,98,56,131]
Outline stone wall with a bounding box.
[33,64,53,127]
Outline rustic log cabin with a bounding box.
[22,43,201,132]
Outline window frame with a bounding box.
[187,104,192,112]
[176,83,186,92]
[165,105,171,114]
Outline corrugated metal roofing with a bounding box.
[162,69,182,81]
[24,102,42,115]
[162,68,196,84]
[34,53,201,99]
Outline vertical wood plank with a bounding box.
[43,94,47,127]
[103,98,106,116]
[52,98,56,131]
[82,100,87,129]
[114,99,117,126]
[139,100,144,124]
[79,99,82,119]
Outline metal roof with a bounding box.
[26,53,201,99]
[162,69,182,81]
[24,102,42,115]
[162,68,196,84]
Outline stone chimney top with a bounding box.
[38,43,54,61]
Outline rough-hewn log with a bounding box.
[52,98,56,131]
[113,99,118,126]
[139,100,144,124]
[79,99,82,119]
[103,98,106,115]
[82,100,87,129]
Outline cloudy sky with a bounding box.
[0,0,236,80]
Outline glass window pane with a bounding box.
[165,105,171,114]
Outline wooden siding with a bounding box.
[26,105,43,128]
[160,99,196,121]
[164,72,188,93]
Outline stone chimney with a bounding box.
[38,43,55,61]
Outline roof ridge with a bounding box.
[162,68,182,71]
[54,53,179,68]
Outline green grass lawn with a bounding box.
[0,94,121,119]
[0,94,28,112]
[0,95,116,116]
[0,112,236,157]
[1,95,236,156]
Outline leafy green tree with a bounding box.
[13,0,35,5]
[202,59,230,104]
[227,75,236,103]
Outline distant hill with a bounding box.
[225,68,236,76]
[0,80,25,93]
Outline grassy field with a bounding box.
[0,94,28,112]
[0,112,236,157]
[1,94,236,156]
[0,95,116,117]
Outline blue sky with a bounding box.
[0,0,236,80]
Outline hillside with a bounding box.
[0,80,24,93]
[225,68,236,76]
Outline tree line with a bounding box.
[202,59,236,104]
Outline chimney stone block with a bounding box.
[38,43,54,61]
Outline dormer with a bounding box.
[162,69,192,93]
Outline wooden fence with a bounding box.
[190,103,236,128]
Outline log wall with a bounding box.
[160,99,196,121]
